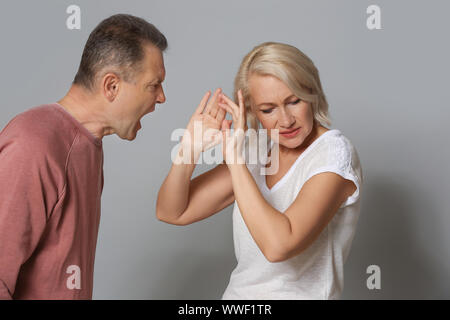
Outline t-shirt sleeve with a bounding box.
[0,131,59,299]
[304,136,363,209]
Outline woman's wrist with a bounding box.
[174,142,201,166]
[226,159,246,173]
[224,147,245,168]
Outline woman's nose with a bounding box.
[279,107,295,128]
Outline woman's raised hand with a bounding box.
[179,88,226,163]
[218,90,247,165]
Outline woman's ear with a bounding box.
[102,73,120,102]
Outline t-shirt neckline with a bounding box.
[53,103,102,147]
[263,129,340,193]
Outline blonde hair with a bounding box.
[234,42,331,130]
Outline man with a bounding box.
[0,14,167,299]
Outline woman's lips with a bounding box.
[280,127,301,138]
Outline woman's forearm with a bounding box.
[228,163,292,260]
[219,90,293,260]
[156,146,199,222]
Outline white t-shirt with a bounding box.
[222,129,363,300]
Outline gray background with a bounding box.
[0,0,448,299]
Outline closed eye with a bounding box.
[261,108,273,114]
[147,84,159,91]
[289,99,301,105]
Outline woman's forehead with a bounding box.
[248,74,294,103]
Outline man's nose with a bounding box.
[157,86,166,104]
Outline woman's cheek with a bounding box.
[260,119,274,132]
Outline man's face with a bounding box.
[111,44,166,140]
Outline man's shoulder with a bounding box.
[0,104,78,163]
[5,103,77,139]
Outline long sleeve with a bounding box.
[0,133,56,299]
[0,104,102,299]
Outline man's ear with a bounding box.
[102,73,120,102]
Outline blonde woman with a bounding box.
[156,42,363,299]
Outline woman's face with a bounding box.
[248,74,316,149]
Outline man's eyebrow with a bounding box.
[156,74,166,84]
[147,77,163,86]
[256,95,297,108]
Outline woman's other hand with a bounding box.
[218,90,247,166]
[178,88,226,163]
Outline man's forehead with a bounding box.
[143,43,164,61]
[159,64,166,81]
[152,64,165,83]
[141,44,165,81]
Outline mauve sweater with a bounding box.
[0,103,103,299]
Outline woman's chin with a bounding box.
[280,139,301,149]
[270,133,301,148]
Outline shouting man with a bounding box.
[0,14,167,299]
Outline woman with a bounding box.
[156,42,363,299]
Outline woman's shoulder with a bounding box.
[302,128,363,203]
[308,128,361,173]
[313,128,356,152]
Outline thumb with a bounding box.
[221,119,232,131]
[221,119,231,143]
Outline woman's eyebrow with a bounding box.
[283,94,296,102]
[257,102,277,108]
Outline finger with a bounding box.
[237,89,246,129]
[220,92,240,116]
[221,119,232,131]
[221,120,231,148]
[195,91,211,115]
[216,105,226,124]
[238,90,244,114]
[218,102,237,121]
[221,125,228,152]
[209,88,222,118]
[202,113,219,125]
[203,88,221,116]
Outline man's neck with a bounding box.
[57,85,115,139]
